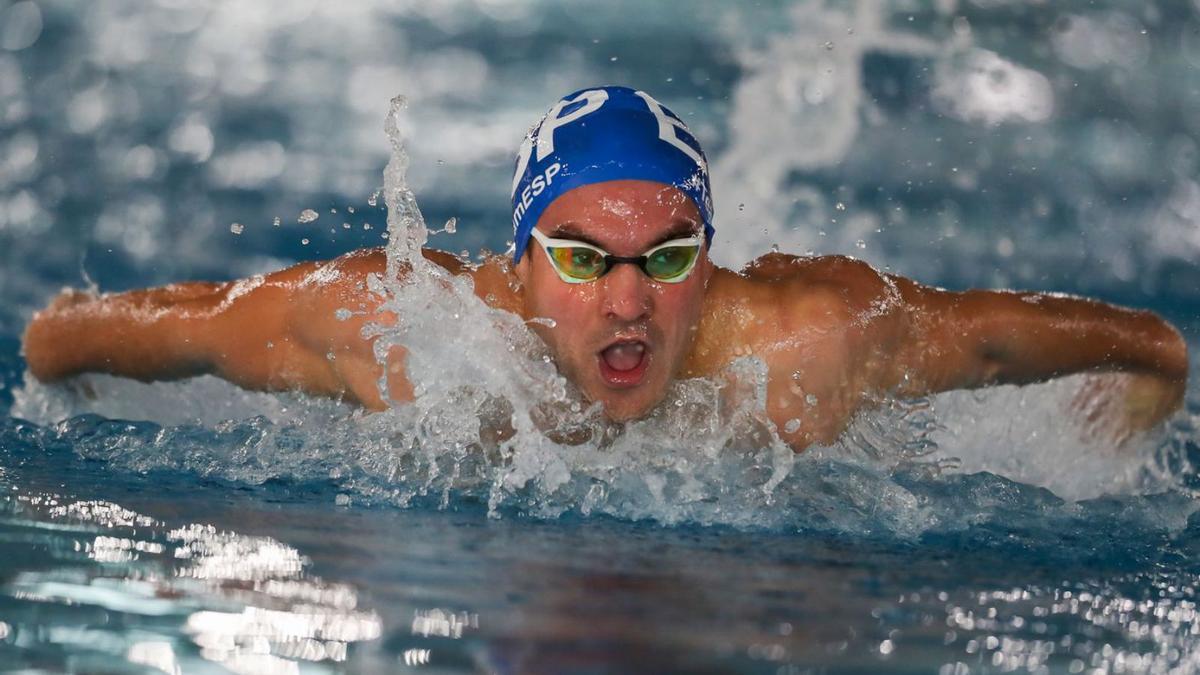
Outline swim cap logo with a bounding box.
[632,90,706,172]
[510,86,714,263]
[511,89,610,200]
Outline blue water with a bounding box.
[4,1,1200,673]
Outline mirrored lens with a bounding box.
[645,244,700,280]
[550,246,606,280]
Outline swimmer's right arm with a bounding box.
[22,249,417,410]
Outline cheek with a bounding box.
[526,284,602,351]
[656,283,705,335]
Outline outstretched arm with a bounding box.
[21,249,413,410]
[887,278,1188,434]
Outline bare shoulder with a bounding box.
[732,253,901,320]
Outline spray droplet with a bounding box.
[805,394,819,406]
[824,41,834,50]
[342,222,351,229]
[835,202,846,211]
[298,209,319,223]
[738,203,745,211]
[610,56,619,62]
[229,223,244,235]
[301,238,310,245]
[367,190,380,207]
[266,341,274,349]
[784,419,802,434]
[855,239,867,249]
[272,216,281,227]
[443,217,457,234]
[363,223,372,230]
[770,243,780,253]
[334,308,352,321]
[347,206,355,214]
[330,208,338,214]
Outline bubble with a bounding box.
[0,2,43,51]
[298,209,319,223]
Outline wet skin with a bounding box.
[22,180,1189,451]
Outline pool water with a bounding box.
[3,1,1200,673]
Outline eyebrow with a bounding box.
[548,219,701,249]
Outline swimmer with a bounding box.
[21,86,1188,451]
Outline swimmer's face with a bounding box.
[515,179,713,422]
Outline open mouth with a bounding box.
[597,340,650,388]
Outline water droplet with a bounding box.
[443,217,457,234]
[229,222,244,235]
[326,351,336,361]
[770,243,780,253]
[805,394,819,406]
[363,223,372,230]
[436,159,445,165]
[298,208,319,223]
[784,419,802,434]
[347,206,355,214]
[343,222,351,229]
[266,341,274,349]
[738,203,745,211]
[855,239,867,249]
[610,56,618,62]
[334,308,352,321]
[824,41,834,50]
[272,216,281,227]
[301,238,310,245]
[818,230,827,237]
[835,202,846,211]
[330,208,338,214]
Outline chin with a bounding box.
[592,388,663,422]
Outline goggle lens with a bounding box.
[550,246,606,280]
[644,244,700,281]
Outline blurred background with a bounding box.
[2,0,1199,348]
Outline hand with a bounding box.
[1068,372,1185,448]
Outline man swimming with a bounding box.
[21,86,1188,451]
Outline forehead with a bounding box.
[535,179,701,247]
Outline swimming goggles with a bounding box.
[529,228,704,284]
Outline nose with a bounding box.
[601,262,653,322]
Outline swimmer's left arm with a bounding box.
[885,279,1188,429]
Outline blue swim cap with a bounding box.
[510,86,714,263]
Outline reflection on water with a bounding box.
[0,484,380,673]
